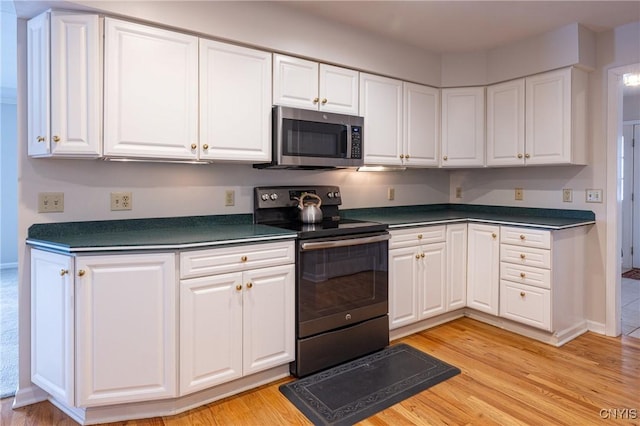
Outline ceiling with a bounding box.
[281,1,640,54]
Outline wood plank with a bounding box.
[2,318,638,425]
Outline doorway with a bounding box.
[621,123,640,271]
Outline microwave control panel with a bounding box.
[350,126,362,159]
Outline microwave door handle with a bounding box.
[300,234,390,251]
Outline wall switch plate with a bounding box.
[38,192,64,213]
[586,189,603,203]
[225,190,235,206]
[111,192,132,211]
[455,187,462,199]
[515,188,524,201]
[387,187,395,201]
[562,188,573,202]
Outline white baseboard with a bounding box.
[12,384,48,409]
[587,320,606,335]
[1,262,18,270]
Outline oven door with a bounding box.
[296,232,389,338]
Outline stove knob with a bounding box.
[270,193,278,200]
[327,192,334,198]
[334,192,340,198]
[261,194,269,201]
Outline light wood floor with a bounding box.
[3,318,639,425]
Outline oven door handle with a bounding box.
[300,233,390,251]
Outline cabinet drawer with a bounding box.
[390,225,446,249]
[500,262,551,289]
[500,244,551,269]
[500,226,550,249]
[180,241,294,279]
[500,280,551,331]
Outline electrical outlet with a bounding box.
[225,190,235,206]
[586,189,603,203]
[38,192,64,213]
[455,187,462,199]
[388,187,395,201]
[111,192,132,211]
[515,188,524,201]
[562,188,573,202]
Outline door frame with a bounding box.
[606,63,640,336]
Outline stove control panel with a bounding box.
[254,186,342,209]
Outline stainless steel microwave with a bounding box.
[254,106,364,169]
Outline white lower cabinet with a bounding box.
[388,226,448,330]
[179,242,295,396]
[466,223,500,315]
[31,249,177,408]
[446,223,467,311]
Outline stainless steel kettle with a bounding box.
[295,193,323,224]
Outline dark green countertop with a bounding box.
[341,204,595,230]
[27,214,296,253]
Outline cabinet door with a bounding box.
[319,64,359,115]
[418,242,447,319]
[273,54,319,110]
[446,224,467,311]
[525,68,571,165]
[486,79,524,166]
[403,83,439,167]
[180,272,243,395]
[31,249,74,406]
[441,87,485,167]
[360,73,403,166]
[75,253,176,407]
[27,13,51,156]
[200,39,272,162]
[388,247,419,329]
[104,18,198,159]
[466,224,500,315]
[242,265,295,375]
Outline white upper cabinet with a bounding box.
[441,87,485,167]
[273,54,359,114]
[103,18,199,159]
[27,12,101,158]
[402,83,440,167]
[486,79,525,166]
[525,67,588,165]
[360,73,403,165]
[199,40,272,162]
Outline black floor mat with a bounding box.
[280,343,460,425]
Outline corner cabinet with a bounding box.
[466,223,500,315]
[31,249,176,408]
[103,18,199,160]
[402,83,440,167]
[179,241,295,396]
[199,40,272,162]
[441,87,485,167]
[27,11,101,158]
[273,54,359,115]
[360,73,403,166]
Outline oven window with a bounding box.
[283,119,348,158]
[298,239,388,323]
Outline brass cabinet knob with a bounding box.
[37,136,45,142]
[202,144,209,150]
[313,97,319,104]
[321,98,327,104]
[241,255,248,262]
[191,144,197,150]
[405,154,410,159]
[520,272,526,278]
[420,253,425,258]
[520,254,526,259]
[415,254,421,260]
[78,270,86,277]
[53,135,61,142]
[492,233,497,239]
[520,292,526,297]
[236,284,242,291]
[443,155,448,161]
[517,153,523,159]
[60,269,69,276]
[525,153,530,158]
[520,234,526,240]
[400,154,404,159]
[417,234,423,239]
[247,282,253,289]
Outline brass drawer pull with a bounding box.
[520,272,526,278]
[520,234,526,240]
[520,254,526,259]
[520,292,526,297]
[78,270,86,277]
[241,256,248,262]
